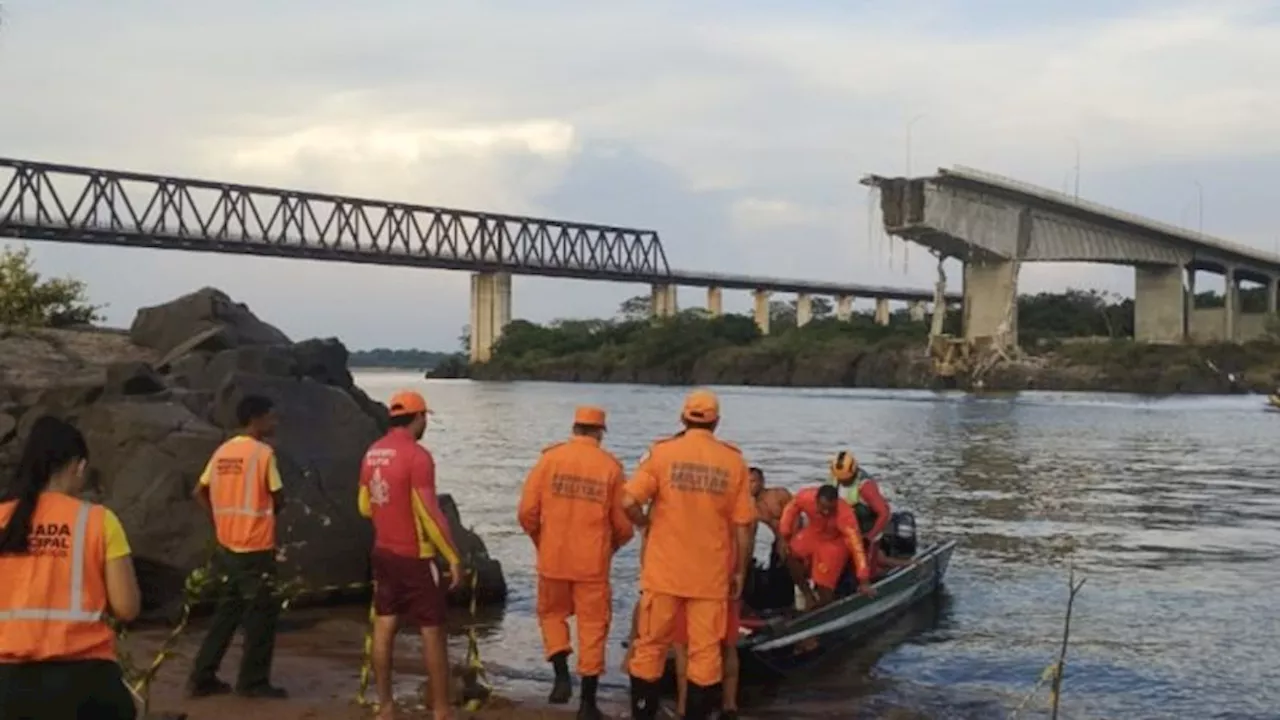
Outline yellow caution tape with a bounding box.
[354,586,377,707]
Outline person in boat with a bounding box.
[750,466,792,561]
[779,484,874,610]
[827,451,893,577]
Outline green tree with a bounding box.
[0,245,103,327]
[617,294,651,321]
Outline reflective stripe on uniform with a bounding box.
[0,501,102,623]
[212,444,272,518]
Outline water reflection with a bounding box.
[353,374,1280,719]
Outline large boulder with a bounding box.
[0,290,506,616]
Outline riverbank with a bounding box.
[456,331,1280,394]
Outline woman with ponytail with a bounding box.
[0,415,141,719]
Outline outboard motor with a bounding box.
[879,511,917,558]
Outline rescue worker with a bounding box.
[621,389,756,720]
[672,513,755,720]
[517,406,633,720]
[779,484,874,610]
[749,466,792,559]
[827,451,892,577]
[0,416,142,719]
[187,394,288,699]
[358,390,463,720]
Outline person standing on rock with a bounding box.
[517,406,634,720]
[187,394,289,700]
[0,416,142,719]
[357,390,463,720]
[621,389,756,720]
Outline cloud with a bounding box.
[1,0,1278,348]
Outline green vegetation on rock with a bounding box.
[0,244,103,327]
[348,347,459,370]
[470,290,1280,393]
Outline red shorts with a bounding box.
[788,527,849,591]
[672,599,740,647]
[371,549,446,627]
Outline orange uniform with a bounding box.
[0,493,131,663]
[517,410,633,678]
[625,405,755,688]
[199,435,283,553]
[781,487,870,590]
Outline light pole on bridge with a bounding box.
[1067,136,1081,199]
[1193,180,1204,235]
[905,114,925,176]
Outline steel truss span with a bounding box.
[0,158,672,281]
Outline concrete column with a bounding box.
[1185,268,1197,340]
[753,289,771,335]
[1224,267,1237,342]
[908,300,926,322]
[650,283,677,318]
[1134,264,1186,344]
[706,286,723,317]
[796,293,813,327]
[469,271,512,363]
[836,295,853,321]
[874,298,890,326]
[962,258,1018,346]
[1268,276,1278,314]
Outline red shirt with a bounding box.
[358,428,459,563]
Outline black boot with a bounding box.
[629,675,661,720]
[549,651,573,704]
[684,682,722,720]
[577,675,602,720]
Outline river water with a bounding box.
[354,372,1280,720]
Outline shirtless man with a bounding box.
[749,467,792,560]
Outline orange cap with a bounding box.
[387,390,429,418]
[573,405,607,428]
[680,389,720,424]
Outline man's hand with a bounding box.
[447,560,465,592]
[857,582,877,599]
[777,537,791,560]
[730,569,747,600]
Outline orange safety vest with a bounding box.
[0,494,116,662]
[208,438,277,552]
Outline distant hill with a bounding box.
[348,347,460,370]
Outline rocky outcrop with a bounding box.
[0,287,505,616]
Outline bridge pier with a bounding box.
[796,293,813,327]
[651,283,678,318]
[1134,264,1187,344]
[874,298,890,326]
[1225,267,1238,343]
[908,300,926,322]
[963,258,1018,346]
[753,290,771,335]
[836,295,853,321]
[1270,276,1279,314]
[469,271,512,363]
[706,287,723,317]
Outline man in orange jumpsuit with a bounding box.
[779,484,874,610]
[828,451,893,578]
[517,406,633,720]
[621,389,756,720]
[357,390,463,720]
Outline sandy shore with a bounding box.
[124,608,627,720]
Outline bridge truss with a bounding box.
[0,158,672,281]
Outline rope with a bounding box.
[354,587,377,707]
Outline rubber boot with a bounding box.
[576,675,602,720]
[683,682,722,720]
[629,675,661,720]
[549,651,572,704]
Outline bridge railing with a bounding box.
[0,158,672,278]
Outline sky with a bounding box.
[2,0,1279,350]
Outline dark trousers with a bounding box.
[0,659,136,720]
[188,547,280,691]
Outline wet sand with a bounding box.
[126,608,620,720]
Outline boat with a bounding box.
[733,538,957,680]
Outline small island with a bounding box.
[435,290,1280,394]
